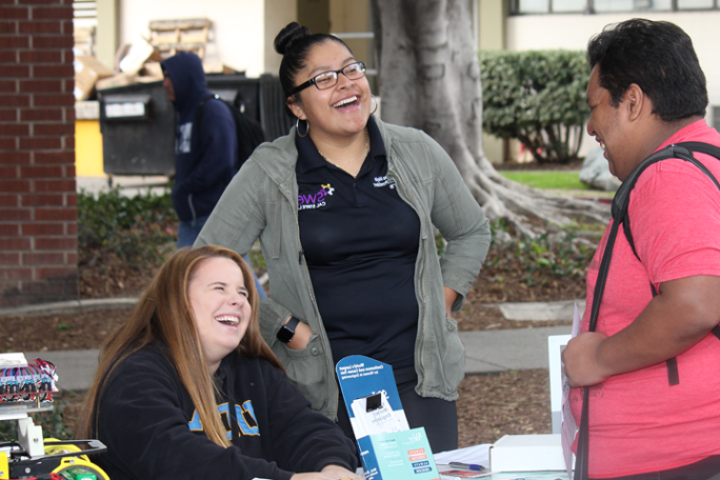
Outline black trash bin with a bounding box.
[205,74,294,141]
[98,75,294,177]
[98,81,175,176]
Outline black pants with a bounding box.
[591,455,720,480]
[337,377,458,454]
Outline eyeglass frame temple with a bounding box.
[288,61,366,97]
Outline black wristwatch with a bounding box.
[277,316,300,343]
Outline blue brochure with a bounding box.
[336,355,440,480]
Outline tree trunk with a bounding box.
[370,0,609,235]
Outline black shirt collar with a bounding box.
[295,116,386,175]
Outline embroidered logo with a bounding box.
[373,175,396,189]
[298,184,334,210]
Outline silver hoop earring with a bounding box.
[370,96,379,116]
[296,118,309,138]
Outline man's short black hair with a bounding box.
[587,18,707,122]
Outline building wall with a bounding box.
[0,0,78,308]
[95,0,119,70]
[329,0,371,65]
[479,0,507,51]
[265,0,297,76]
[479,0,509,163]
[507,12,720,137]
[75,119,104,177]
[118,0,269,76]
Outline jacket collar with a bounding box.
[295,116,387,175]
[250,115,393,200]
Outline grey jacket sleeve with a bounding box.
[421,132,491,312]
[194,160,293,338]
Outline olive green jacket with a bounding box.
[196,117,491,419]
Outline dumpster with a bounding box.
[98,81,175,176]
[98,75,294,177]
[205,74,295,141]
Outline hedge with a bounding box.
[480,50,590,164]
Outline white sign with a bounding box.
[105,102,145,118]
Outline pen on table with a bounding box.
[449,462,486,471]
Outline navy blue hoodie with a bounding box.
[161,52,237,222]
[94,343,358,480]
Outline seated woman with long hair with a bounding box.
[75,245,360,480]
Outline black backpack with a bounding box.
[575,141,720,480]
[194,94,266,172]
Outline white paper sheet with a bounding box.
[560,303,582,479]
[434,443,491,468]
[350,391,406,438]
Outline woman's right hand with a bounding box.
[285,317,312,350]
[290,473,337,480]
[290,465,363,480]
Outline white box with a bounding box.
[0,352,28,368]
[490,434,567,472]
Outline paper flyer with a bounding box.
[337,355,439,480]
[560,303,582,479]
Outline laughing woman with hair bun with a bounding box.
[196,22,491,453]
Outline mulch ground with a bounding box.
[458,370,551,446]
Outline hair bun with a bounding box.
[274,22,311,55]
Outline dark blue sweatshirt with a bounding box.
[161,52,237,222]
[94,343,358,480]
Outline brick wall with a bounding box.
[0,0,78,308]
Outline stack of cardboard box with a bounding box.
[73,39,164,101]
[74,39,238,101]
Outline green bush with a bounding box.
[78,187,177,269]
[480,50,590,164]
[487,220,596,288]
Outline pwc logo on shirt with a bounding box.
[298,184,334,210]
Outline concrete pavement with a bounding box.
[4,299,579,392]
[76,175,170,198]
[24,325,573,391]
[462,325,571,373]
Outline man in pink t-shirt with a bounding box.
[562,19,720,479]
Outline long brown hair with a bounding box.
[75,245,283,447]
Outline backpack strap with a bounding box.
[620,142,720,261]
[575,216,622,480]
[614,142,720,386]
[575,142,720,480]
[192,94,219,140]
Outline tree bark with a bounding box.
[370,0,609,235]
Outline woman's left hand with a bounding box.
[320,464,363,479]
[444,286,459,319]
[287,319,313,350]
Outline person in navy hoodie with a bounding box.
[160,51,236,248]
[161,52,266,298]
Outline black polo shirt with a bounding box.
[295,117,420,382]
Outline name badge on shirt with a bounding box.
[373,175,396,189]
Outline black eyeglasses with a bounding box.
[289,61,366,97]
